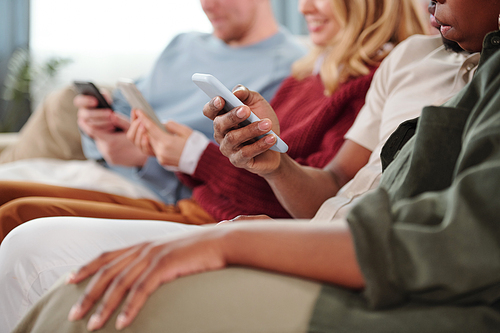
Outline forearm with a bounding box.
[220,221,364,289]
[263,155,342,219]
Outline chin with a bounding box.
[456,41,482,53]
[214,31,230,41]
[310,36,328,47]
[214,29,241,44]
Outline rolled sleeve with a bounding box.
[162,131,210,175]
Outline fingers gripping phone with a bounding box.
[116,79,167,132]
[73,81,113,110]
[192,73,288,153]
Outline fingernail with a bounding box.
[265,135,276,145]
[258,120,271,131]
[68,304,81,321]
[87,314,102,331]
[65,272,76,284]
[214,97,222,108]
[116,313,128,330]
[233,85,245,92]
[236,107,246,119]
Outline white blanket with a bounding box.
[0,158,161,200]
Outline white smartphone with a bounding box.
[116,79,167,132]
[191,73,288,153]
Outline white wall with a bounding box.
[30,0,211,106]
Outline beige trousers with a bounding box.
[0,85,85,163]
[13,268,321,333]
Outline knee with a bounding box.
[1,216,66,255]
[0,219,45,262]
[0,198,49,242]
[48,85,78,112]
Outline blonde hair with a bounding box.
[292,0,428,95]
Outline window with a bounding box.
[30,0,212,88]
[272,0,307,35]
[27,0,305,108]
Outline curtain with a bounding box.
[0,0,30,129]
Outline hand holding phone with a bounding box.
[73,80,126,133]
[73,81,113,110]
[192,73,288,153]
[116,79,167,132]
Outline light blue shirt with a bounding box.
[82,28,307,204]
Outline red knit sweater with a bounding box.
[178,70,376,220]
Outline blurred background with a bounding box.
[0,0,306,132]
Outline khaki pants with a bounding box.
[13,268,321,333]
[0,85,85,163]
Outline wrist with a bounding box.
[259,153,289,180]
[178,131,210,175]
[201,226,235,267]
[136,154,149,169]
[217,226,247,266]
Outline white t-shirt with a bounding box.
[312,34,480,223]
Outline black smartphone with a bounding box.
[73,81,113,110]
